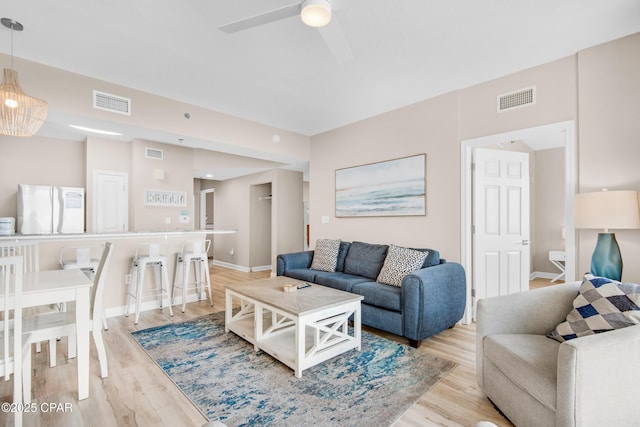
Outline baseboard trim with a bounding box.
[530,271,559,280]
[251,265,272,272]
[211,260,250,273]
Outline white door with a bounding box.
[473,148,530,314]
[93,171,128,233]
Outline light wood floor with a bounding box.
[1,267,557,426]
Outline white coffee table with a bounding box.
[225,276,363,377]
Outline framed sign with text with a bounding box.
[144,190,187,207]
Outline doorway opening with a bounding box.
[460,120,576,323]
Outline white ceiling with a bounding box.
[2,0,640,175]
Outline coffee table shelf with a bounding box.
[225,277,363,377]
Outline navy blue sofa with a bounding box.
[276,241,466,348]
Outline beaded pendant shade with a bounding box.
[0,18,48,137]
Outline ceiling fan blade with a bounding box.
[219,3,301,34]
[318,15,353,63]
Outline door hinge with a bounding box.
[471,288,476,297]
[472,225,476,234]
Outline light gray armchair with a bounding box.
[476,282,640,427]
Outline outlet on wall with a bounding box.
[125,274,132,285]
[230,248,235,256]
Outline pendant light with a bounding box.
[0,18,48,137]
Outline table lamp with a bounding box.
[574,190,640,281]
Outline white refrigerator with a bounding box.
[17,184,85,234]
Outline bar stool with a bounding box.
[172,240,213,312]
[59,246,100,279]
[126,243,173,324]
[59,245,108,331]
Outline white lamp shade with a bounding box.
[574,190,640,230]
[301,0,331,27]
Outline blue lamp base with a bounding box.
[591,232,622,281]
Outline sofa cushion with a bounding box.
[377,245,428,287]
[315,272,371,292]
[351,281,401,312]
[484,334,560,411]
[343,241,388,280]
[310,238,341,272]
[285,268,317,282]
[336,241,351,272]
[548,274,640,342]
[413,248,440,268]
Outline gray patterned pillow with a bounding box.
[377,245,428,287]
[548,274,640,342]
[310,239,341,272]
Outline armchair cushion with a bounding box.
[377,245,428,287]
[549,275,640,342]
[310,238,341,272]
[484,334,560,411]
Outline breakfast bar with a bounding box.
[0,230,236,319]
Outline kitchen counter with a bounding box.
[0,230,237,319]
[0,229,237,241]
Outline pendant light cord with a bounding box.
[10,23,13,70]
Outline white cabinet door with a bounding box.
[93,171,128,233]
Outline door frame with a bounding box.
[199,188,215,229]
[460,120,576,324]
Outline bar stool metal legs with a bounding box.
[172,240,213,312]
[125,243,174,324]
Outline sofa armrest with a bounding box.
[476,282,580,390]
[276,251,314,276]
[401,262,466,342]
[556,324,640,427]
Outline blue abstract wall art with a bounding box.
[336,154,426,217]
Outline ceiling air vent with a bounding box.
[497,86,536,112]
[145,147,164,160]
[93,90,131,115]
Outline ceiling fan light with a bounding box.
[301,0,331,28]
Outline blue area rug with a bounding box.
[131,311,456,426]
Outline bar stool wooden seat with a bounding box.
[126,243,173,324]
[172,240,213,312]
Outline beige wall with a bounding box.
[534,148,565,273]
[310,92,460,258]
[249,183,272,267]
[0,53,311,164]
[85,136,131,231]
[0,136,85,218]
[309,33,640,285]
[577,32,640,282]
[130,139,195,231]
[202,168,303,271]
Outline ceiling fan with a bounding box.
[219,0,353,63]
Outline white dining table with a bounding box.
[8,269,93,400]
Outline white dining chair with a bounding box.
[21,242,115,404]
[0,241,39,272]
[0,256,24,427]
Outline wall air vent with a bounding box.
[497,86,536,112]
[145,147,164,160]
[93,90,131,115]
